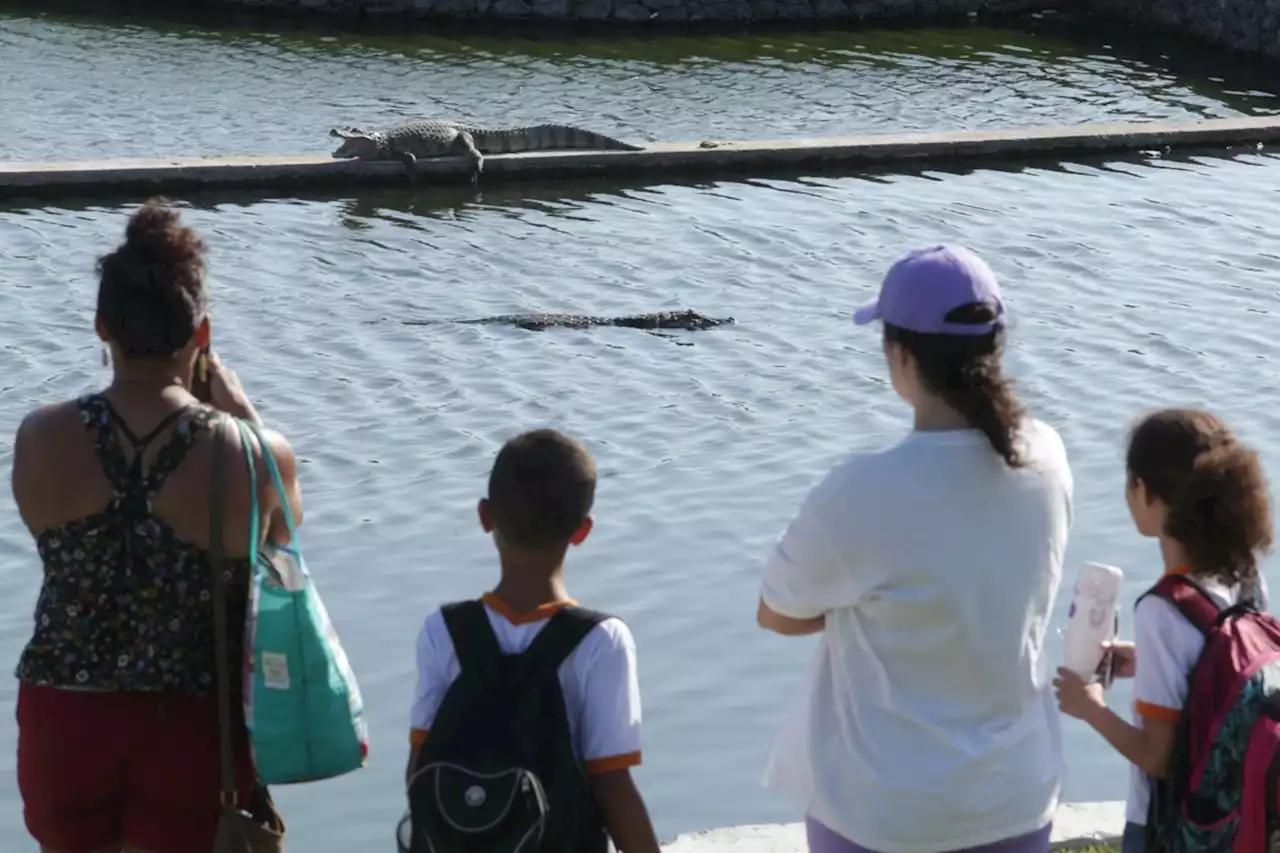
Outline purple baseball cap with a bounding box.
[852,245,1005,336]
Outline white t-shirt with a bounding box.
[760,419,1074,853]
[409,593,643,775]
[1125,572,1268,825]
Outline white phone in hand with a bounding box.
[1064,561,1123,682]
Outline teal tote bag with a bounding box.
[235,418,370,785]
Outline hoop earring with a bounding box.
[101,347,109,367]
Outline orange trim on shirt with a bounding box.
[585,751,642,775]
[481,592,578,626]
[1135,701,1181,724]
[409,728,429,746]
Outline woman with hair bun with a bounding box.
[1055,408,1273,853]
[757,246,1073,853]
[10,199,303,853]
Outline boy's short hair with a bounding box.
[488,429,597,550]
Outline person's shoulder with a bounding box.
[418,599,503,647]
[1133,585,1209,675]
[14,397,92,453]
[596,613,635,648]
[18,397,87,432]
[578,608,634,646]
[567,611,639,703]
[1134,585,1203,641]
[416,607,452,649]
[1013,417,1072,481]
[1135,588,1178,623]
[1017,417,1068,460]
[232,417,297,472]
[259,422,295,457]
[572,609,637,663]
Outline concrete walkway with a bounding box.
[1,117,1278,200]
[662,802,1125,853]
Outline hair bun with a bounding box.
[95,198,209,359]
[121,199,204,277]
[125,199,179,241]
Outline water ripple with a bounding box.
[5,6,1280,850]
[2,151,1280,848]
[2,9,1280,161]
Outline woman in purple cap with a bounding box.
[756,245,1073,853]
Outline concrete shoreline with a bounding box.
[660,803,1125,853]
[1,116,1277,200]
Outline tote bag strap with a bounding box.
[209,415,240,809]
[241,419,300,550]
[232,419,261,565]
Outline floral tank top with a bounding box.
[15,393,251,696]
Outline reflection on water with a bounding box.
[1,3,1279,162]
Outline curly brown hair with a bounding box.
[884,302,1027,468]
[96,198,208,359]
[1126,408,1274,586]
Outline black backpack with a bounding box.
[399,599,612,853]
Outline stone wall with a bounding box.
[259,0,1048,24]
[216,0,1280,57]
[1088,0,1280,61]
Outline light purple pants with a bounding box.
[805,817,1053,853]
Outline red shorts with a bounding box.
[17,682,257,853]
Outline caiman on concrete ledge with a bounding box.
[329,119,644,185]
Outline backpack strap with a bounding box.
[441,600,503,680]
[525,606,611,672]
[1141,574,1221,636]
[1241,575,1268,611]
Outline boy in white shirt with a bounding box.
[403,428,660,853]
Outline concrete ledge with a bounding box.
[661,802,1125,853]
[2,117,1277,200]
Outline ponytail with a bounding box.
[884,320,1026,468]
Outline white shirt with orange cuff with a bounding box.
[408,593,643,776]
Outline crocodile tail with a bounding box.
[507,124,644,152]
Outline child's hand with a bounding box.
[1054,667,1105,721]
[1099,641,1136,680]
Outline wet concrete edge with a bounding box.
[659,802,1125,853]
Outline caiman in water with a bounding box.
[400,310,734,332]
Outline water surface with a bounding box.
[2,5,1279,161]
[3,7,1280,852]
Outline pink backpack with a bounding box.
[1141,574,1280,853]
